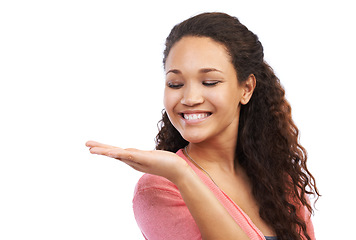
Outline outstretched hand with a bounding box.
[85,141,189,183]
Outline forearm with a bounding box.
[175,167,249,240]
[86,142,249,239]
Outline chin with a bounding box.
[180,132,207,144]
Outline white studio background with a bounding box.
[0,0,355,239]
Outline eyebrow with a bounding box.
[165,68,223,75]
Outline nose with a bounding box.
[180,84,204,106]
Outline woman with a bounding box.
[86,12,319,240]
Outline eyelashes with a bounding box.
[167,81,220,89]
[167,82,184,89]
[202,81,219,87]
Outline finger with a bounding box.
[89,146,135,162]
[108,148,155,167]
[86,140,117,149]
[106,148,138,161]
[89,146,119,156]
[89,146,146,172]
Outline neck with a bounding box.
[184,110,240,174]
[186,137,237,174]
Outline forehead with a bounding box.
[165,36,232,71]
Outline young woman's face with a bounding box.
[164,36,246,144]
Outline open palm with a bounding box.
[86,141,188,183]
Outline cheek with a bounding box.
[208,89,240,112]
[163,89,179,112]
[207,90,230,106]
[163,90,181,130]
[163,89,171,110]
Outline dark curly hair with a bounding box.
[155,12,320,240]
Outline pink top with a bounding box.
[133,149,315,240]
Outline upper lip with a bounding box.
[179,110,212,114]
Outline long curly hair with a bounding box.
[155,12,320,240]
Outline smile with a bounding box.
[181,112,211,121]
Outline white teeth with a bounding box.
[183,113,209,120]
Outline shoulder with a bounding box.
[133,174,182,211]
[133,174,200,239]
[134,173,180,197]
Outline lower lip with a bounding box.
[180,114,211,124]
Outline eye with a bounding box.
[202,80,220,87]
[167,82,184,89]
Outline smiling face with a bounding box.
[164,36,253,145]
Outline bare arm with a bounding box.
[176,166,249,240]
[86,141,249,240]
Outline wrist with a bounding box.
[170,162,195,189]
